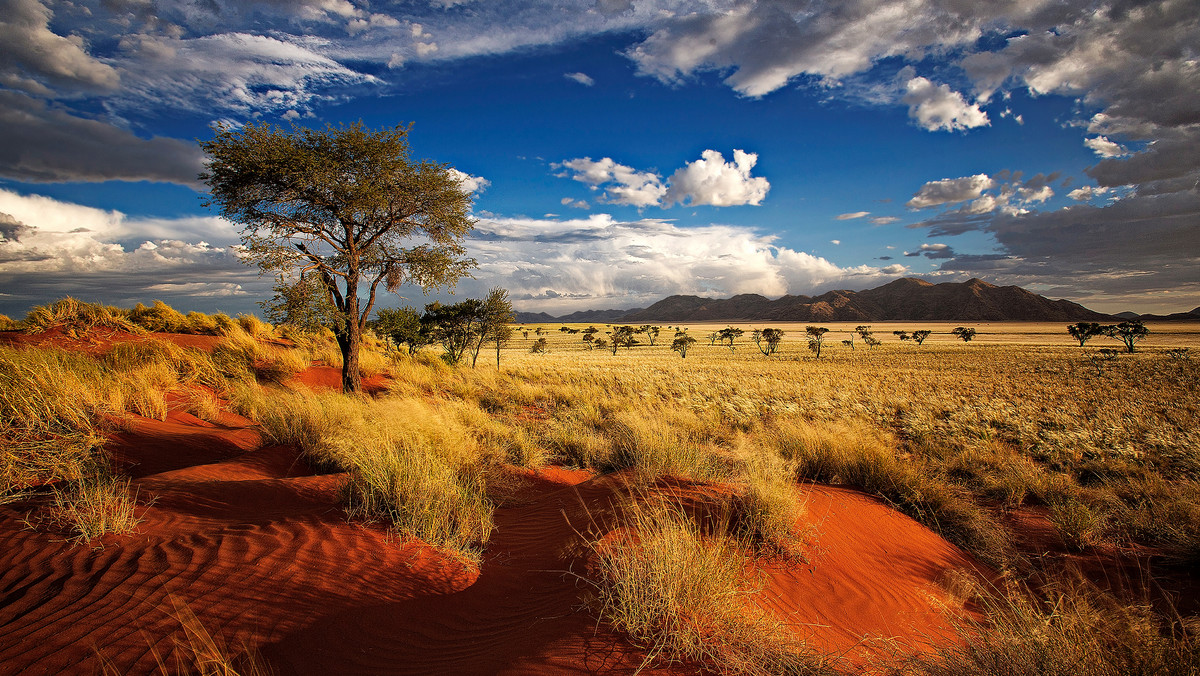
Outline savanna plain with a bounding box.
[2,299,1199,675]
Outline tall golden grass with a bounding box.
[590,498,834,675]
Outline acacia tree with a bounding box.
[718,326,744,351]
[911,330,932,346]
[201,122,474,393]
[672,333,697,358]
[474,288,514,368]
[368,306,428,355]
[806,325,829,357]
[952,326,977,343]
[423,298,484,364]
[1067,322,1107,347]
[751,328,785,355]
[1106,320,1149,353]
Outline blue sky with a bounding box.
[1,0,1197,316]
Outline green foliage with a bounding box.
[671,332,697,358]
[260,273,340,332]
[1106,319,1149,353]
[369,306,428,355]
[751,328,784,356]
[717,326,744,350]
[609,326,640,354]
[200,121,476,392]
[805,326,829,357]
[1068,322,1107,347]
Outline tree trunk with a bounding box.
[340,285,363,394]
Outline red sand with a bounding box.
[0,410,982,674]
[0,331,994,674]
[286,365,390,396]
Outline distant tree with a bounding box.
[610,325,639,353]
[841,339,854,349]
[476,288,514,368]
[368,306,428,355]
[911,330,932,346]
[806,325,829,357]
[952,326,977,343]
[751,328,785,356]
[1105,320,1149,353]
[521,328,529,340]
[422,298,483,364]
[530,337,548,354]
[854,325,880,350]
[893,330,910,341]
[672,334,697,358]
[717,326,744,351]
[644,326,661,346]
[1067,322,1107,347]
[201,121,474,393]
[707,331,721,346]
[593,337,608,351]
[535,327,545,336]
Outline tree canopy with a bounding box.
[200,121,475,392]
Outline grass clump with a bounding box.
[24,297,143,338]
[237,387,496,560]
[591,499,834,675]
[47,473,143,545]
[905,574,1200,676]
[1,345,110,490]
[762,418,1012,567]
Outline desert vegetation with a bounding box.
[2,300,1199,674]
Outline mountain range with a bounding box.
[515,278,1132,324]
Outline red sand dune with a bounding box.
[0,332,990,674]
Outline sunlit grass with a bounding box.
[590,498,835,675]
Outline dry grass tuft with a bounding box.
[47,474,143,545]
[590,498,835,675]
[900,573,1200,676]
[24,297,143,338]
[236,387,496,560]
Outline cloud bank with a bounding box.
[465,213,905,313]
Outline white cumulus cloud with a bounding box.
[1084,135,1128,158]
[902,77,990,132]
[448,168,490,194]
[664,149,769,207]
[907,174,995,209]
[461,213,905,313]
